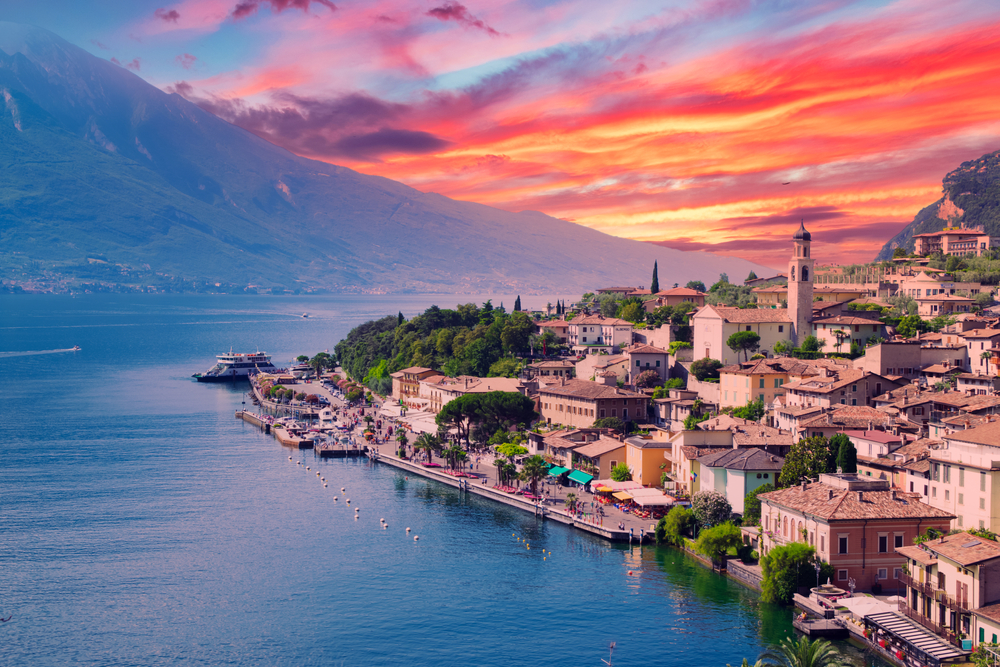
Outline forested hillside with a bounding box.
[335,302,537,394]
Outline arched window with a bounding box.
[804,246,809,257]
[791,267,796,281]
[803,267,810,282]
[798,521,803,540]
[783,516,788,536]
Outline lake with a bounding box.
[0,294,866,666]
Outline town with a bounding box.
[246,223,995,667]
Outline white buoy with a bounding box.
[406,527,411,532]
[341,487,345,492]
[333,496,338,501]
[414,536,419,541]
[297,461,302,465]
[321,477,325,482]
[306,466,310,470]
[288,456,292,460]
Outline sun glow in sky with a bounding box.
[9,0,1000,268]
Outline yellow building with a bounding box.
[719,358,793,408]
[624,434,673,487]
[753,284,868,308]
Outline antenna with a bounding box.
[602,642,615,667]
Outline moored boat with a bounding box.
[193,350,276,382]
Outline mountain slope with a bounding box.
[876,149,1000,260]
[0,22,770,293]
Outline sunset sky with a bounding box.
[8,0,1000,268]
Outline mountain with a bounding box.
[876,149,1000,260]
[0,23,770,294]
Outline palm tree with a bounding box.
[443,443,467,471]
[758,636,846,667]
[413,433,440,463]
[496,460,516,486]
[982,350,993,374]
[395,430,409,457]
[565,492,577,511]
[518,455,548,496]
[728,660,764,667]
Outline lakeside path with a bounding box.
[314,386,659,543]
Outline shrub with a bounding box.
[742,483,774,526]
[691,490,732,527]
[295,392,307,401]
[655,506,694,545]
[668,341,692,356]
[593,416,626,433]
[690,357,723,381]
[610,462,633,482]
[761,542,816,604]
[635,369,662,388]
[695,522,742,561]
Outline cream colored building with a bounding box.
[692,305,792,364]
[927,421,1000,532]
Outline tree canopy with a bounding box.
[692,490,732,527]
[742,483,774,526]
[690,357,723,381]
[435,392,538,445]
[695,521,742,562]
[650,261,659,294]
[727,331,761,361]
[831,433,857,473]
[610,462,633,482]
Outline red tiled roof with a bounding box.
[914,531,1000,566]
[760,482,954,521]
[698,305,791,323]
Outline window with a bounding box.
[600,409,606,418]
[820,535,825,552]
[944,466,951,483]
[945,490,950,501]
[981,498,986,510]
[959,515,964,527]
[838,536,848,554]
[756,473,762,478]
[636,360,641,367]
[763,473,769,479]
[583,337,587,342]
[959,493,964,505]
[878,535,888,553]
[623,409,628,419]
[933,486,937,498]
[656,360,660,367]
[895,534,904,549]
[611,409,617,417]
[878,568,887,580]
[982,472,987,492]
[746,326,752,332]
[610,460,617,468]
[960,468,965,487]
[778,325,784,333]
[838,569,848,581]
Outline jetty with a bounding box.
[272,426,314,449]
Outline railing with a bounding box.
[898,572,937,598]
[897,600,948,636]
[940,590,971,613]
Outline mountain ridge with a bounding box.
[0,22,770,294]
[876,149,1000,260]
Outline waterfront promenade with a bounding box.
[247,374,658,542]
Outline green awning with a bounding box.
[567,470,594,485]
[547,466,570,477]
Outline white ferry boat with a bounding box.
[192,350,276,382]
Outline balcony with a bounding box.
[897,601,964,647]
[899,572,937,598]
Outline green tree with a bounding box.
[519,455,549,496]
[501,311,534,355]
[773,340,793,356]
[413,432,441,463]
[655,505,695,545]
[742,483,774,525]
[650,261,660,294]
[443,443,468,471]
[695,522,742,562]
[487,358,522,378]
[832,433,857,473]
[690,357,723,381]
[727,331,762,361]
[760,542,818,605]
[975,292,994,309]
[692,490,732,527]
[620,301,645,324]
[778,436,834,487]
[668,341,692,356]
[593,416,626,433]
[758,635,846,667]
[436,392,538,446]
[746,270,758,281]
[610,462,632,482]
[892,247,909,258]
[395,429,409,456]
[513,295,521,312]
[800,335,821,353]
[732,398,765,422]
[685,280,707,292]
[683,412,710,429]
[565,492,577,510]
[296,355,309,362]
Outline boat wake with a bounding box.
[0,348,80,358]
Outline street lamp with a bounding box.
[815,561,821,591]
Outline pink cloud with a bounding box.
[426,3,503,37]
[231,0,336,20]
[155,8,181,22]
[176,53,198,69]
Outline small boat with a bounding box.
[301,313,309,318]
[71,345,81,351]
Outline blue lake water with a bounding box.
[0,294,870,666]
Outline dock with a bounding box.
[792,617,849,639]
[272,426,314,449]
[315,443,365,458]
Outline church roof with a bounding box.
[792,221,811,241]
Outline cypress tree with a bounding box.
[397,311,404,326]
[833,434,857,473]
[514,295,521,311]
[650,261,659,294]
[747,270,758,281]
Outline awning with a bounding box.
[567,470,594,485]
[596,486,614,493]
[612,491,633,501]
[866,611,968,666]
[634,495,674,506]
[548,466,570,477]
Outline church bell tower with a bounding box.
[788,221,814,345]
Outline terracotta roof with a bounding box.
[759,483,955,521]
[697,414,794,445]
[568,314,632,326]
[627,343,669,355]
[843,430,902,444]
[814,285,867,293]
[701,306,792,323]
[963,329,1000,339]
[398,366,434,374]
[528,360,576,368]
[539,379,647,400]
[896,545,938,566]
[813,316,885,326]
[946,421,1000,447]
[916,531,1000,566]
[902,459,931,473]
[573,437,626,458]
[975,603,1000,625]
[890,438,937,461]
[654,287,705,297]
[719,358,796,376]
[680,445,730,460]
[798,406,895,430]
